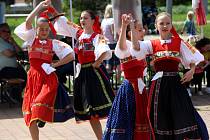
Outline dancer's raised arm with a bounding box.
[26,0,51,30]
[117,14,130,51]
[130,15,140,51]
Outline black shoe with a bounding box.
[37,120,46,128]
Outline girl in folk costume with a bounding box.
[102,14,151,140]
[130,12,205,140]
[54,10,115,140]
[14,1,74,140]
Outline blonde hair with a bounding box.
[104,4,113,18]
[155,12,171,24]
[187,11,194,20]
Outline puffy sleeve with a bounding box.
[93,34,112,60]
[14,22,36,46]
[130,40,153,59]
[54,16,79,39]
[52,39,74,60]
[180,40,204,69]
[114,40,132,59]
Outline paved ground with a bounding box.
[0,92,210,140]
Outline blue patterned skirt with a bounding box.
[103,80,135,140]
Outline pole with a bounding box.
[166,0,173,19]
[0,1,6,23]
[69,0,76,92]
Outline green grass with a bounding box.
[172,14,210,38]
[173,23,210,38]
[172,14,210,22]
[6,17,25,46]
[172,14,188,21]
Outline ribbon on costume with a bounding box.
[92,16,102,34]
[170,26,180,38]
[39,7,57,37]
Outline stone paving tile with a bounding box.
[0,94,209,140]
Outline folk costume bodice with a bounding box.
[75,33,97,64]
[28,38,54,63]
[151,37,181,72]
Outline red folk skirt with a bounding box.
[22,59,58,127]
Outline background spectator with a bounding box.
[142,6,158,34]
[0,23,27,102]
[101,4,121,85]
[195,37,210,94]
[181,11,196,35]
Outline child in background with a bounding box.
[101,4,121,86]
[181,11,196,35]
[14,1,74,139]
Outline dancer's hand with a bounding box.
[41,0,51,8]
[128,14,135,30]
[180,69,194,84]
[92,62,100,68]
[121,14,131,27]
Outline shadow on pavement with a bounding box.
[0,103,23,119]
[191,93,210,111]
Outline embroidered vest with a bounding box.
[28,38,54,62]
[74,32,97,64]
[151,37,181,72]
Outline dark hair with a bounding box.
[82,10,96,20]
[195,37,210,49]
[81,10,101,34]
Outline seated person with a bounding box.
[0,23,27,102]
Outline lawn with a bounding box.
[6,17,25,46]
[172,13,210,38]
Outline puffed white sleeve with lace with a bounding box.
[54,16,79,39]
[52,39,74,60]
[114,40,131,59]
[93,34,112,60]
[180,40,204,69]
[130,40,153,59]
[14,22,36,46]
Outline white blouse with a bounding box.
[54,16,112,60]
[130,39,204,69]
[14,22,74,60]
[115,39,147,93]
[115,40,133,59]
